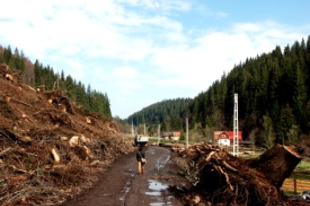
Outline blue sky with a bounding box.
[0,0,309,119]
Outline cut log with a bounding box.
[248,144,303,187]
[69,136,79,147]
[74,145,90,160]
[86,117,91,124]
[51,148,61,163]
[83,146,92,159]
[5,95,10,103]
[36,85,45,93]
[189,195,202,205]
[5,73,13,82]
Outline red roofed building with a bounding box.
[162,131,181,140]
[214,131,242,146]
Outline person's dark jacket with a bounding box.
[136,151,145,162]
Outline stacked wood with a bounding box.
[176,143,305,206]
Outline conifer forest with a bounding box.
[128,36,310,148]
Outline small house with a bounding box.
[217,131,231,146]
[214,131,243,146]
[162,131,181,140]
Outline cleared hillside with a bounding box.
[0,67,134,205]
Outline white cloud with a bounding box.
[59,45,81,56]
[92,65,144,95]
[111,66,139,80]
[218,12,228,18]
[65,60,84,79]
[120,0,191,12]
[148,21,309,92]
[0,0,308,118]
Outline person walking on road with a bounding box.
[136,147,146,175]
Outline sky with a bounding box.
[0,0,309,119]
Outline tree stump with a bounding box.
[248,144,304,187]
[176,143,305,205]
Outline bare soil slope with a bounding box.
[0,70,134,205]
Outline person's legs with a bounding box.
[141,163,145,174]
[137,161,141,174]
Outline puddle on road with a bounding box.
[156,156,170,171]
[119,179,131,204]
[145,179,174,206]
[146,179,168,196]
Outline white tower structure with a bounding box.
[186,117,189,149]
[157,124,161,145]
[233,93,239,156]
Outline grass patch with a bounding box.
[289,159,310,180]
[295,160,310,172]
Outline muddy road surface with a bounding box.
[60,146,184,206]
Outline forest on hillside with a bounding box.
[126,98,193,135]
[128,36,310,148]
[0,45,112,118]
[190,35,310,148]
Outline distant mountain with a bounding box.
[126,98,193,134]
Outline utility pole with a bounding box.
[233,93,239,156]
[144,123,150,136]
[157,124,161,146]
[186,117,189,149]
[131,120,134,136]
[144,123,146,135]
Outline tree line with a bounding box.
[126,98,193,136]
[0,45,112,118]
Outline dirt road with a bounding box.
[60,146,184,206]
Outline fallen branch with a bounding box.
[15,108,35,123]
[8,165,28,174]
[205,151,215,162]
[0,147,12,157]
[222,160,238,172]
[10,98,33,107]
